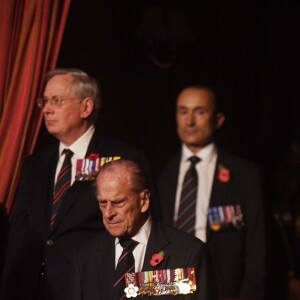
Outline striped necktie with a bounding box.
[50,149,73,226]
[114,239,138,300]
[175,156,201,235]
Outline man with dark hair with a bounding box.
[156,86,265,300]
[68,159,218,300]
[0,69,159,300]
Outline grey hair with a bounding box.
[97,160,149,192]
[45,68,101,123]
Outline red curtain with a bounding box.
[0,0,71,214]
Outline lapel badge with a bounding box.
[218,164,230,183]
[125,284,139,298]
[150,251,165,267]
[75,154,121,181]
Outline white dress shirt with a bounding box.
[115,216,152,272]
[174,143,217,242]
[55,125,95,185]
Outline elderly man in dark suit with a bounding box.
[156,86,265,300]
[68,159,218,300]
[0,69,159,300]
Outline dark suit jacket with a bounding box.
[156,147,265,300]
[0,131,160,300]
[68,221,218,300]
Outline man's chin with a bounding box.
[105,226,125,237]
[45,126,58,135]
[184,141,210,153]
[184,140,203,148]
[183,136,212,147]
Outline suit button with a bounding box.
[40,260,47,277]
[46,239,53,246]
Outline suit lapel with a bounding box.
[85,132,104,155]
[207,148,233,239]
[161,151,181,226]
[97,235,116,298]
[39,147,59,235]
[49,133,105,234]
[49,180,94,234]
[142,221,170,271]
[209,148,232,206]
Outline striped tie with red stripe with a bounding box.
[175,156,201,235]
[114,239,138,300]
[50,149,73,226]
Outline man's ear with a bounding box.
[140,189,150,213]
[80,97,94,119]
[215,112,225,129]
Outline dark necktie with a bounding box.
[175,156,201,235]
[50,149,73,226]
[114,239,138,300]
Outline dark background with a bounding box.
[36,1,299,298]
[37,0,299,168]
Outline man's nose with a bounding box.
[186,112,195,125]
[42,101,53,113]
[104,203,116,218]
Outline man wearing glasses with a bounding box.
[0,69,158,300]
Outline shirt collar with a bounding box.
[59,125,95,158]
[182,142,217,163]
[115,215,152,247]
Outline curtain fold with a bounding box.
[0,0,71,214]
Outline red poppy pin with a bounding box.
[87,153,100,160]
[150,251,165,267]
[218,164,230,183]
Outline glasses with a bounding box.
[36,96,83,109]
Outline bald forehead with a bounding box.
[97,165,129,186]
[97,160,140,190]
[177,87,216,108]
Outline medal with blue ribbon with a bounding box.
[208,205,245,231]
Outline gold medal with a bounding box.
[211,222,221,231]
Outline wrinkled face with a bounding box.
[42,74,93,146]
[97,172,150,238]
[176,88,224,153]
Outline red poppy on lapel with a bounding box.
[218,164,230,183]
[87,153,100,160]
[150,251,165,267]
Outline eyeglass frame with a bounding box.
[36,96,85,109]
